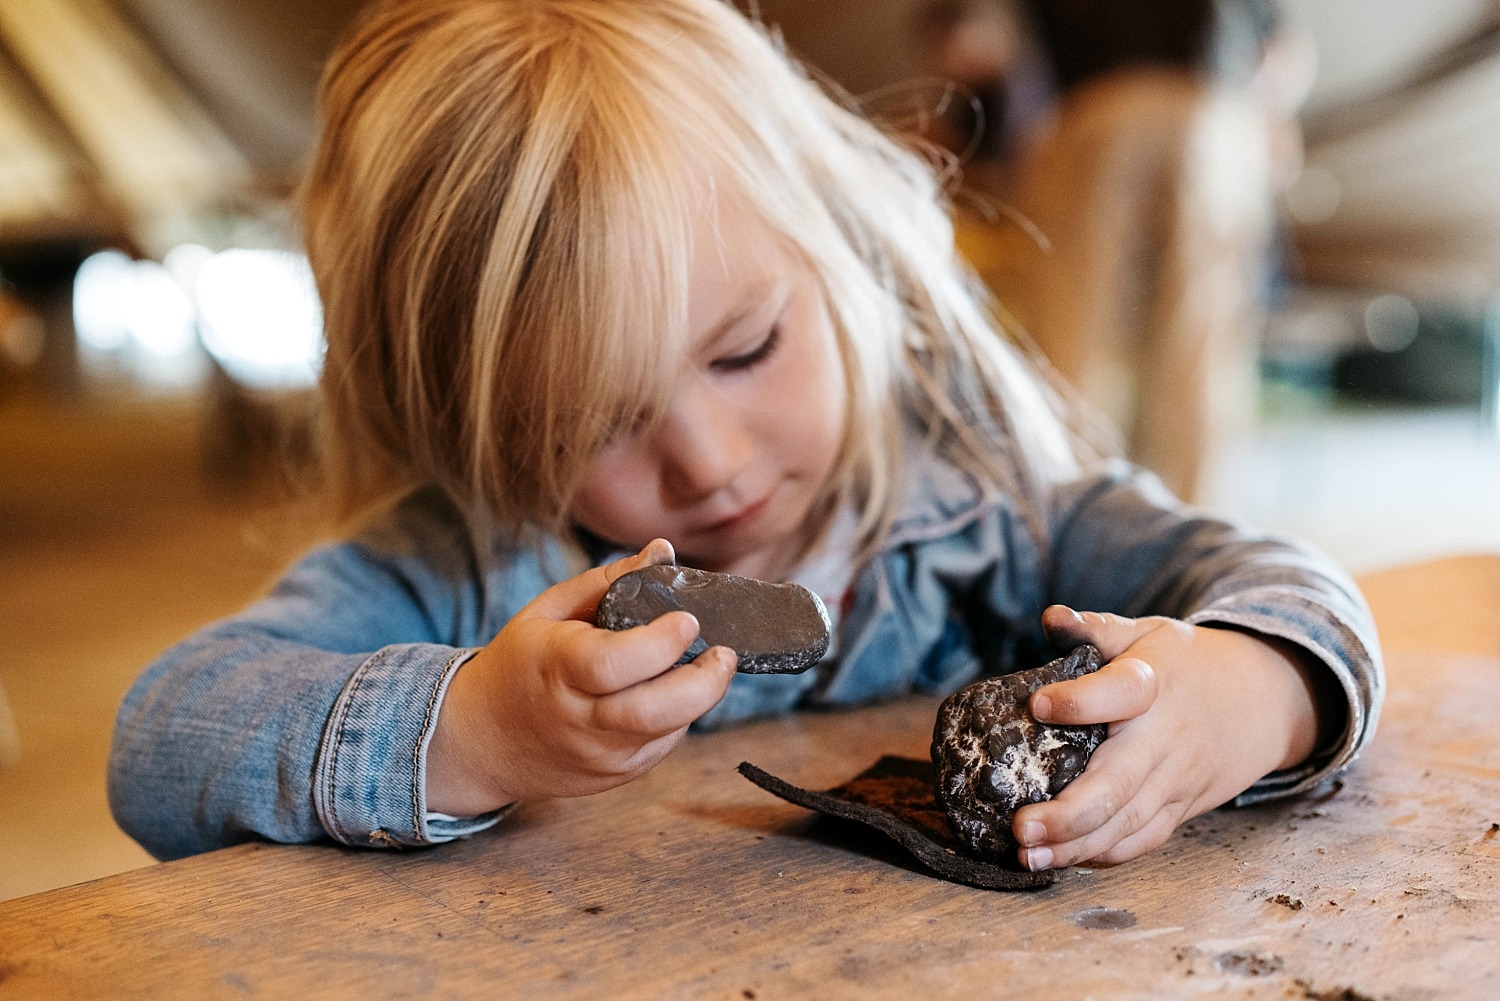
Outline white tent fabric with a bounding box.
[0,0,243,251]
[2,0,1499,292]
[1290,0,1493,114]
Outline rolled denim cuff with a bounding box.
[1186,585,1383,807]
[314,644,504,847]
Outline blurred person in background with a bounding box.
[916,0,1314,501]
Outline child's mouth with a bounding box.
[704,493,773,535]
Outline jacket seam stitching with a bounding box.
[412,649,469,839]
[325,648,388,842]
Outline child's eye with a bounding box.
[711,325,782,373]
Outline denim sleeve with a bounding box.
[108,497,511,859]
[1044,461,1384,804]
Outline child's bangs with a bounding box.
[534,8,821,465]
[607,10,914,557]
[525,79,702,521]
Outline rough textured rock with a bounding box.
[596,564,830,674]
[932,645,1106,860]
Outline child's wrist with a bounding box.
[425,653,517,816]
[1230,629,1338,772]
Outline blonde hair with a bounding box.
[305,0,1087,564]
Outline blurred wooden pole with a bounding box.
[0,683,18,770]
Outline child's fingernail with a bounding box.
[1019,820,1045,847]
[717,646,738,670]
[1023,846,1053,872]
[640,539,675,564]
[1031,693,1052,719]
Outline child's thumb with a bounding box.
[527,538,677,623]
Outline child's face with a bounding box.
[572,198,848,581]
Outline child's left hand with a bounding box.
[1011,605,1332,871]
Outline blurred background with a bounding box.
[2,0,1498,901]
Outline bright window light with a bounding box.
[122,260,196,358]
[72,250,136,352]
[193,248,324,390]
[73,249,207,389]
[163,243,214,295]
[75,245,325,392]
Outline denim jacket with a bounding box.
[109,453,1382,860]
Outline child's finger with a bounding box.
[1012,735,1157,866]
[527,538,677,622]
[1089,804,1184,865]
[563,609,702,695]
[1040,605,1159,660]
[1022,779,1181,871]
[626,727,690,770]
[590,646,737,737]
[1031,656,1157,725]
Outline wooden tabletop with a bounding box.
[3,556,1498,1000]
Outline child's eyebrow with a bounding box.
[700,279,777,349]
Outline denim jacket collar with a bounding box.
[887,435,1005,550]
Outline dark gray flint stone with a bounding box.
[595,564,831,674]
[931,645,1106,861]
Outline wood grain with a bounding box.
[2,558,1497,1000]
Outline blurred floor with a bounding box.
[0,393,325,901]
[1,391,1497,903]
[1204,404,1500,572]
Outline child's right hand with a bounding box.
[425,539,737,817]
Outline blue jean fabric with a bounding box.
[109,454,1382,860]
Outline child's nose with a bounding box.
[656,392,755,504]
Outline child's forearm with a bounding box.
[110,624,479,858]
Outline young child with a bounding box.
[109,0,1381,872]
